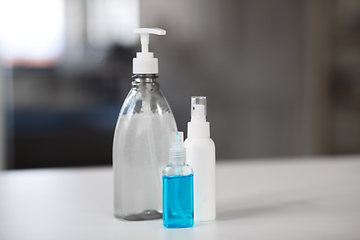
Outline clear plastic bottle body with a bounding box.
[113,74,177,220]
[162,162,194,228]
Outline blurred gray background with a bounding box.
[0,0,359,169]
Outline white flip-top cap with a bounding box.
[133,28,166,74]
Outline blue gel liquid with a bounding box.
[163,174,194,228]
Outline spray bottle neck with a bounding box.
[170,161,185,166]
[187,121,210,138]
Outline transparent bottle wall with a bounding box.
[113,75,177,220]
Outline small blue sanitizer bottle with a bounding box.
[162,132,194,228]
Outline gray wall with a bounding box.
[140,0,307,159]
[0,66,5,170]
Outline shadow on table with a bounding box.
[216,198,313,221]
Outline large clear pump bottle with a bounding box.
[113,28,177,220]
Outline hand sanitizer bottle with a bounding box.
[162,132,194,228]
[113,28,177,221]
[185,96,216,221]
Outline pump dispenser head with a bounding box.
[133,28,166,74]
[169,132,186,164]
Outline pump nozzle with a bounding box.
[134,28,166,53]
[133,28,166,74]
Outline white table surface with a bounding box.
[1,156,360,240]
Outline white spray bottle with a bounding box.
[184,96,216,221]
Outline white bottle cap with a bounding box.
[191,96,207,122]
[188,96,210,138]
[133,28,166,74]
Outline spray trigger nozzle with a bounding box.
[191,96,207,122]
[169,132,186,163]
